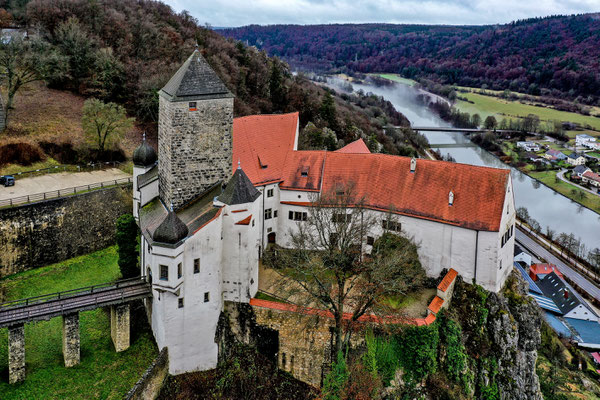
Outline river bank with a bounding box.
[323,74,600,251]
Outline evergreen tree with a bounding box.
[116,214,139,278]
[320,91,340,133]
[269,60,287,112]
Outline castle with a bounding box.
[132,50,516,375]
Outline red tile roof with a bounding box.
[233,113,510,232]
[529,263,563,279]
[235,215,252,225]
[335,138,371,154]
[583,171,600,183]
[428,296,444,314]
[438,269,458,292]
[249,298,436,326]
[233,112,299,185]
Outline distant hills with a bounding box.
[223,14,600,104]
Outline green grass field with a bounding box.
[0,247,158,399]
[373,73,417,86]
[455,92,600,130]
[528,170,600,213]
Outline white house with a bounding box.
[567,152,586,166]
[517,141,541,152]
[576,134,597,147]
[537,272,598,322]
[132,50,516,376]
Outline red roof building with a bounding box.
[529,263,563,281]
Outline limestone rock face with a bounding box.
[487,273,543,400]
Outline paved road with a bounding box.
[556,169,600,197]
[516,228,600,301]
[0,168,131,201]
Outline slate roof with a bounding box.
[218,167,261,205]
[133,140,157,167]
[160,50,233,101]
[138,165,158,189]
[574,165,590,175]
[153,209,189,245]
[568,152,584,160]
[537,272,581,315]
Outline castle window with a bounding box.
[282,353,287,369]
[382,219,401,232]
[274,210,278,218]
[204,292,210,303]
[193,258,200,274]
[332,213,351,223]
[265,208,272,220]
[252,219,255,227]
[178,298,184,308]
[290,211,307,221]
[367,236,375,246]
[188,101,197,111]
[160,265,168,281]
[177,263,182,279]
[267,188,274,197]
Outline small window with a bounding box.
[160,265,168,281]
[332,213,351,223]
[193,259,200,274]
[267,189,274,197]
[177,263,182,279]
[252,219,255,227]
[178,298,184,308]
[274,210,278,218]
[188,101,197,111]
[289,211,294,220]
[265,208,272,220]
[330,233,339,246]
[204,292,210,303]
[301,166,309,177]
[382,220,401,232]
[367,236,375,246]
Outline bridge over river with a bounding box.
[0,277,151,383]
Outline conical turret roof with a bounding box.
[218,166,261,205]
[152,206,189,245]
[160,49,233,101]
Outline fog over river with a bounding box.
[325,76,600,251]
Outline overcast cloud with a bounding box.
[164,0,600,27]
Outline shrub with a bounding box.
[0,141,45,166]
[115,213,139,278]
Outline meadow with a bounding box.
[0,246,157,399]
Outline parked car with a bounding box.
[0,175,15,187]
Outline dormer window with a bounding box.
[258,156,268,169]
[188,102,197,111]
[449,191,454,206]
[301,166,309,177]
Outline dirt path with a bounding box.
[0,168,131,201]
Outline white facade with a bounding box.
[517,141,540,152]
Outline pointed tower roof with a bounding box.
[152,205,189,245]
[218,167,261,205]
[160,49,233,101]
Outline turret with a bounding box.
[132,133,158,220]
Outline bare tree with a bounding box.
[264,183,425,356]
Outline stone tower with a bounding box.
[158,50,234,209]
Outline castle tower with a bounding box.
[158,50,234,209]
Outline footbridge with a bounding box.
[389,126,522,134]
[0,277,151,383]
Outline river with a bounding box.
[326,76,600,251]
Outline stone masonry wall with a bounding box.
[158,95,233,209]
[125,347,169,400]
[0,185,132,279]
[252,306,335,388]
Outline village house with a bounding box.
[567,152,586,166]
[582,170,600,188]
[131,50,516,375]
[573,165,591,178]
[544,149,567,162]
[576,134,597,148]
[517,141,541,152]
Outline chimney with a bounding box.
[449,190,454,206]
[410,157,416,173]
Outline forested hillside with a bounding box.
[0,0,417,168]
[224,14,600,105]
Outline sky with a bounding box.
[163,0,600,27]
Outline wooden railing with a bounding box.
[0,277,145,311]
[0,177,132,208]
